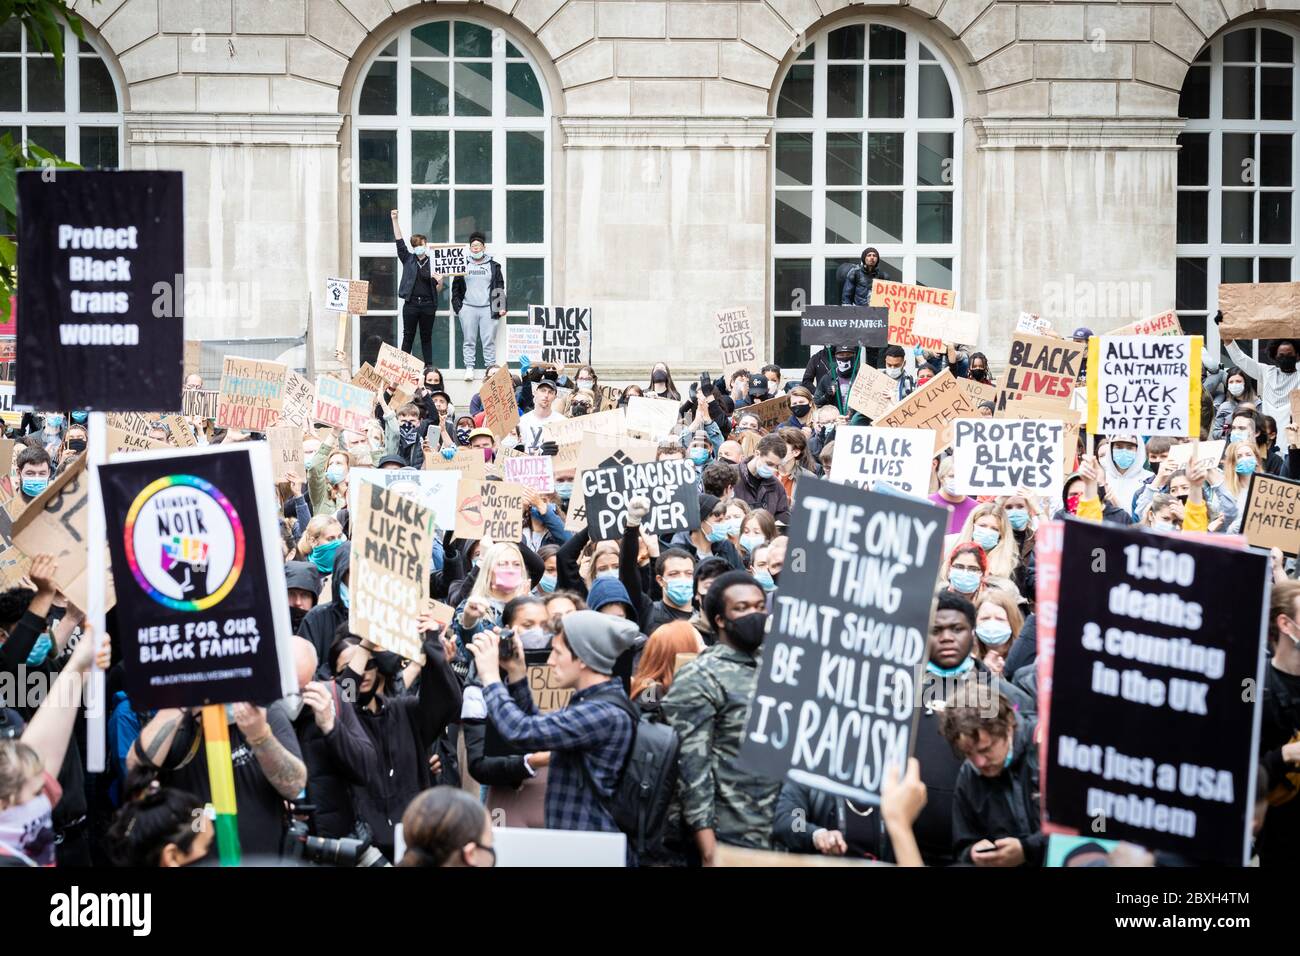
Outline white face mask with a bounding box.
[1228,381,1245,397]
[885,366,903,379]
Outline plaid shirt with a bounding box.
[483,678,634,834]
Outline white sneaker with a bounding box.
[463,367,474,381]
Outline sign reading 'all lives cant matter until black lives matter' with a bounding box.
[16,170,185,411]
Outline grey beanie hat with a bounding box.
[560,610,640,675]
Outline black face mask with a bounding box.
[790,403,811,418]
[288,605,310,631]
[67,439,87,453]
[1279,355,1298,373]
[725,612,768,652]
[970,368,987,381]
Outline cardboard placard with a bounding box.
[350,480,433,663]
[994,398,1081,471]
[106,425,167,455]
[873,368,978,454]
[267,426,306,482]
[738,477,945,805]
[1218,281,1300,339]
[281,370,315,432]
[502,455,555,494]
[16,170,184,411]
[1001,332,1085,407]
[528,305,593,366]
[11,456,92,608]
[528,664,574,714]
[869,279,956,350]
[313,374,374,434]
[847,365,900,420]
[743,393,793,432]
[376,342,425,392]
[1112,310,1183,337]
[217,356,287,432]
[423,446,487,480]
[480,365,520,439]
[958,377,997,406]
[579,453,699,541]
[454,479,527,541]
[565,433,659,531]
[0,546,33,590]
[828,426,933,495]
[0,383,18,427]
[625,395,681,439]
[1168,440,1225,472]
[426,244,468,276]
[506,324,545,364]
[347,281,369,316]
[1016,312,1054,336]
[799,305,889,348]
[349,467,460,531]
[351,363,386,395]
[951,418,1066,497]
[715,306,758,384]
[184,339,203,380]
[911,302,982,348]
[596,385,623,412]
[182,389,220,420]
[1087,336,1202,438]
[1241,472,1300,554]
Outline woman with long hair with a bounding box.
[398,787,495,867]
[451,542,535,671]
[647,362,681,401]
[629,621,704,716]
[953,503,1021,585]
[973,590,1023,676]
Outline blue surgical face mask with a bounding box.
[310,538,343,575]
[26,633,53,665]
[1152,519,1176,533]
[1229,430,1249,444]
[949,568,982,594]
[441,447,456,460]
[1236,457,1258,476]
[664,580,695,607]
[45,415,64,430]
[740,533,765,553]
[926,656,974,678]
[706,521,730,543]
[971,527,1000,552]
[689,448,709,465]
[753,570,776,593]
[756,463,775,479]
[21,477,49,498]
[411,244,426,257]
[975,621,1013,646]
[596,570,618,580]
[538,573,557,594]
[1006,508,1030,531]
[556,482,573,501]
[71,411,88,424]
[338,583,350,609]
[1112,448,1137,470]
[325,466,346,486]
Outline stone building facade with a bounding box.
[9,0,1300,375]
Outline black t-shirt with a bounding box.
[646,601,692,633]
[160,702,303,859]
[410,256,435,300]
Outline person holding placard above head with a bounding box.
[306,430,351,518]
[1056,463,1132,525]
[391,210,445,364]
[919,340,969,380]
[1215,309,1300,427]
[451,231,505,381]
[1077,455,1209,532]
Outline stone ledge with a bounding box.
[560,115,773,147]
[973,116,1185,149]
[126,112,345,146]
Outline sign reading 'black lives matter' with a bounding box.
[529,305,592,365]
[739,477,945,804]
[16,170,184,411]
[99,444,296,710]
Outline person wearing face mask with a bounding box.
[661,571,782,863]
[14,445,53,502]
[956,504,1021,591]
[1214,369,1259,438]
[1258,579,1300,866]
[306,430,351,518]
[1079,455,1208,531]
[814,344,862,417]
[391,211,445,363]
[965,351,992,385]
[999,494,1043,597]
[295,542,354,674]
[647,364,681,402]
[59,425,87,470]
[451,543,537,682]
[573,365,598,398]
[37,412,66,459]
[283,561,323,634]
[929,456,976,534]
[1218,315,1300,427]
[974,590,1022,677]
[1230,408,1284,475]
[642,549,699,632]
[1222,441,1260,534]
[1100,434,1149,512]
[452,231,506,381]
[732,434,791,525]
[782,385,816,432]
[1056,464,1132,525]
[881,344,917,402]
[943,543,989,602]
[683,495,744,569]
[383,401,426,468]
[737,508,776,562]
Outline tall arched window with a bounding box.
[771,21,960,369]
[353,19,549,369]
[0,20,122,166]
[1176,24,1298,355]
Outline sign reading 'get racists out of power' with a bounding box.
[16,170,185,411]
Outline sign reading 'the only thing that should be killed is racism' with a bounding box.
[16,170,185,411]
[1088,335,1202,437]
[1036,519,1269,866]
[738,477,945,804]
[98,444,296,709]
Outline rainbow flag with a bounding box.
[200,705,241,866]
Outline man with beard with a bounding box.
[661,570,781,864]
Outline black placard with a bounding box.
[16,170,184,411]
[579,452,700,542]
[800,305,889,347]
[738,476,946,804]
[99,445,291,709]
[1044,520,1268,865]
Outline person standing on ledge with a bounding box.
[391,210,443,364]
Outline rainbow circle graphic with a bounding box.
[124,474,245,612]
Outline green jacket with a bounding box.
[660,642,781,849]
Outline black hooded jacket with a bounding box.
[290,677,380,839]
[950,715,1045,866]
[297,542,351,679]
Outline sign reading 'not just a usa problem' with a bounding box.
[16,170,184,411]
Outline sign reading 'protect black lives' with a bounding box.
[16,170,184,411]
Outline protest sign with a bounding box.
[1240,472,1300,554]
[829,427,933,495]
[16,170,184,411]
[848,365,900,420]
[1112,310,1183,337]
[376,342,424,392]
[958,376,997,407]
[480,365,520,439]
[313,375,374,433]
[738,477,944,804]
[529,305,593,365]
[799,306,889,348]
[217,356,286,432]
[280,371,315,432]
[528,664,574,714]
[106,426,167,455]
[745,393,793,431]
[503,455,555,494]
[0,547,32,590]
[1218,281,1300,339]
[1002,332,1085,406]
[870,279,956,350]
[564,433,657,531]
[951,419,1065,497]
[911,303,982,347]
[1015,312,1054,336]
[625,395,680,439]
[347,281,369,315]
[715,307,758,384]
[1087,335,1201,437]
[874,369,978,454]
[1168,440,1225,472]
[595,385,622,412]
[351,363,386,395]
[98,444,295,708]
[579,453,699,541]
[506,324,545,364]
[182,389,220,420]
[1038,519,1268,865]
[454,480,527,541]
[0,383,18,428]
[424,446,487,480]
[350,467,460,530]
[427,244,468,276]
[184,340,203,379]
[267,427,306,483]
[350,481,433,663]
[994,398,1080,471]
[325,278,369,315]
